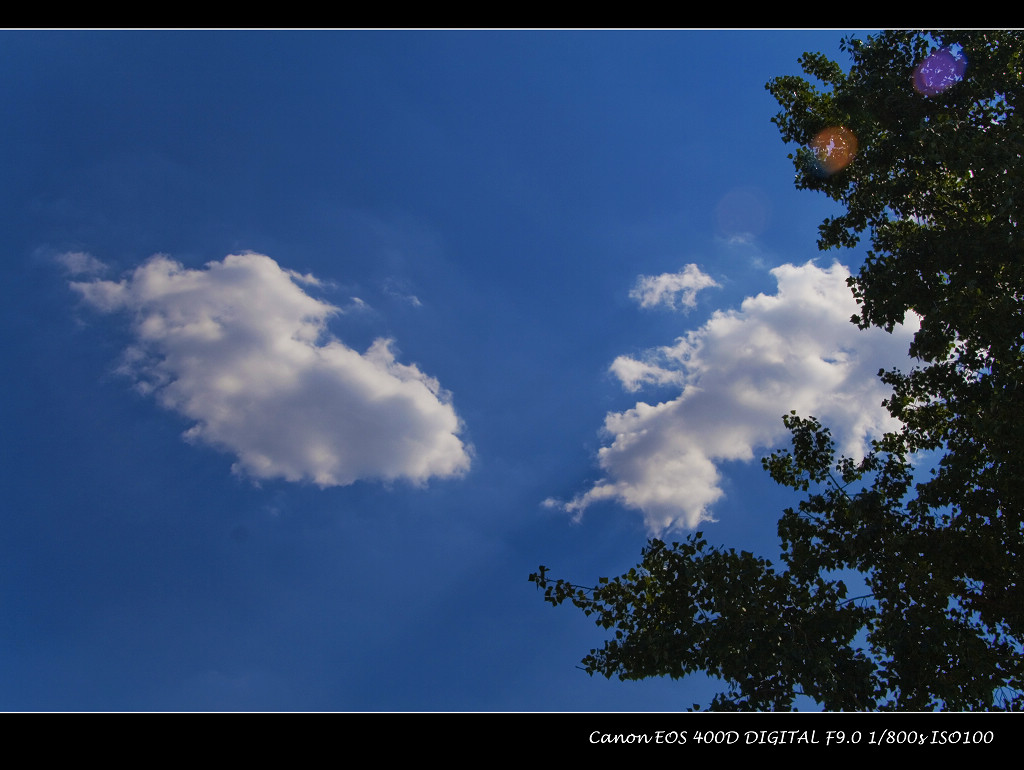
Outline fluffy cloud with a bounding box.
[628,264,719,311]
[550,261,919,535]
[70,252,471,487]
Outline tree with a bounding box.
[530,31,1024,711]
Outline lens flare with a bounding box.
[913,46,967,97]
[810,126,858,175]
[715,186,769,242]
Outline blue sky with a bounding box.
[1,29,919,711]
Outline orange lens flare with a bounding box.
[810,126,858,175]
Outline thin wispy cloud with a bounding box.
[628,263,719,311]
[57,250,108,276]
[383,278,424,308]
[549,261,919,535]
[69,252,471,487]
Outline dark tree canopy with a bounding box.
[530,31,1024,711]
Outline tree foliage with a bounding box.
[530,31,1024,710]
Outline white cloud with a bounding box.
[552,261,919,535]
[57,251,108,276]
[70,252,471,487]
[382,278,423,308]
[629,263,719,311]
